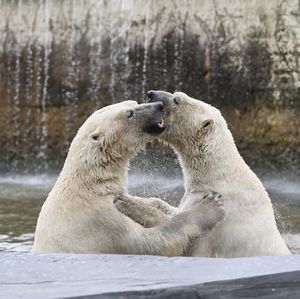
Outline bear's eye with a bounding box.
[91,134,99,141]
[202,120,212,129]
[127,110,134,119]
[173,97,181,105]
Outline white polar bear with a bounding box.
[115,91,290,257]
[32,100,224,254]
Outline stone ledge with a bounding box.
[83,271,300,299]
[0,253,300,299]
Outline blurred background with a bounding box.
[0,0,299,252]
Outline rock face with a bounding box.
[0,0,299,172]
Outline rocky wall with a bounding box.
[0,0,299,173]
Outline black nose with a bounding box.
[147,90,155,102]
[155,102,164,112]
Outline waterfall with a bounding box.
[62,0,81,150]
[11,0,22,170]
[38,0,51,171]
[0,0,299,173]
[87,0,104,109]
[109,1,117,104]
[141,1,150,96]
[173,0,183,90]
[24,0,34,167]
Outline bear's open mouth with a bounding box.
[144,118,167,135]
[157,118,165,128]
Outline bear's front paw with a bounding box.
[189,190,222,206]
[113,195,133,214]
[201,190,223,206]
[113,195,170,228]
[189,190,225,230]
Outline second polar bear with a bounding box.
[115,91,290,257]
[32,101,224,254]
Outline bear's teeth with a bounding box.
[158,119,165,128]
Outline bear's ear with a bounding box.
[173,96,181,105]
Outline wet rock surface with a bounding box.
[0,0,299,173]
[96,271,300,299]
[0,253,300,299]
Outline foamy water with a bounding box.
[0,174,57,186]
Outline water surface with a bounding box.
[0,174,299,253]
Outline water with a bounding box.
[0,173,299,253]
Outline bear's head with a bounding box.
[68,100,167,169]
[146,90,229,154]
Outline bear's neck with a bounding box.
[55,155,130,199]
[175,130,251,192]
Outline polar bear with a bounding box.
[115,91,290,257]
[32,100,225,254]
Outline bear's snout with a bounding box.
[155,101,164,112]
[146,90,173,104]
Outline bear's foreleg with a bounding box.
[128,190,225,256]
[114,195,177,227]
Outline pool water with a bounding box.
[0,173,299,253]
